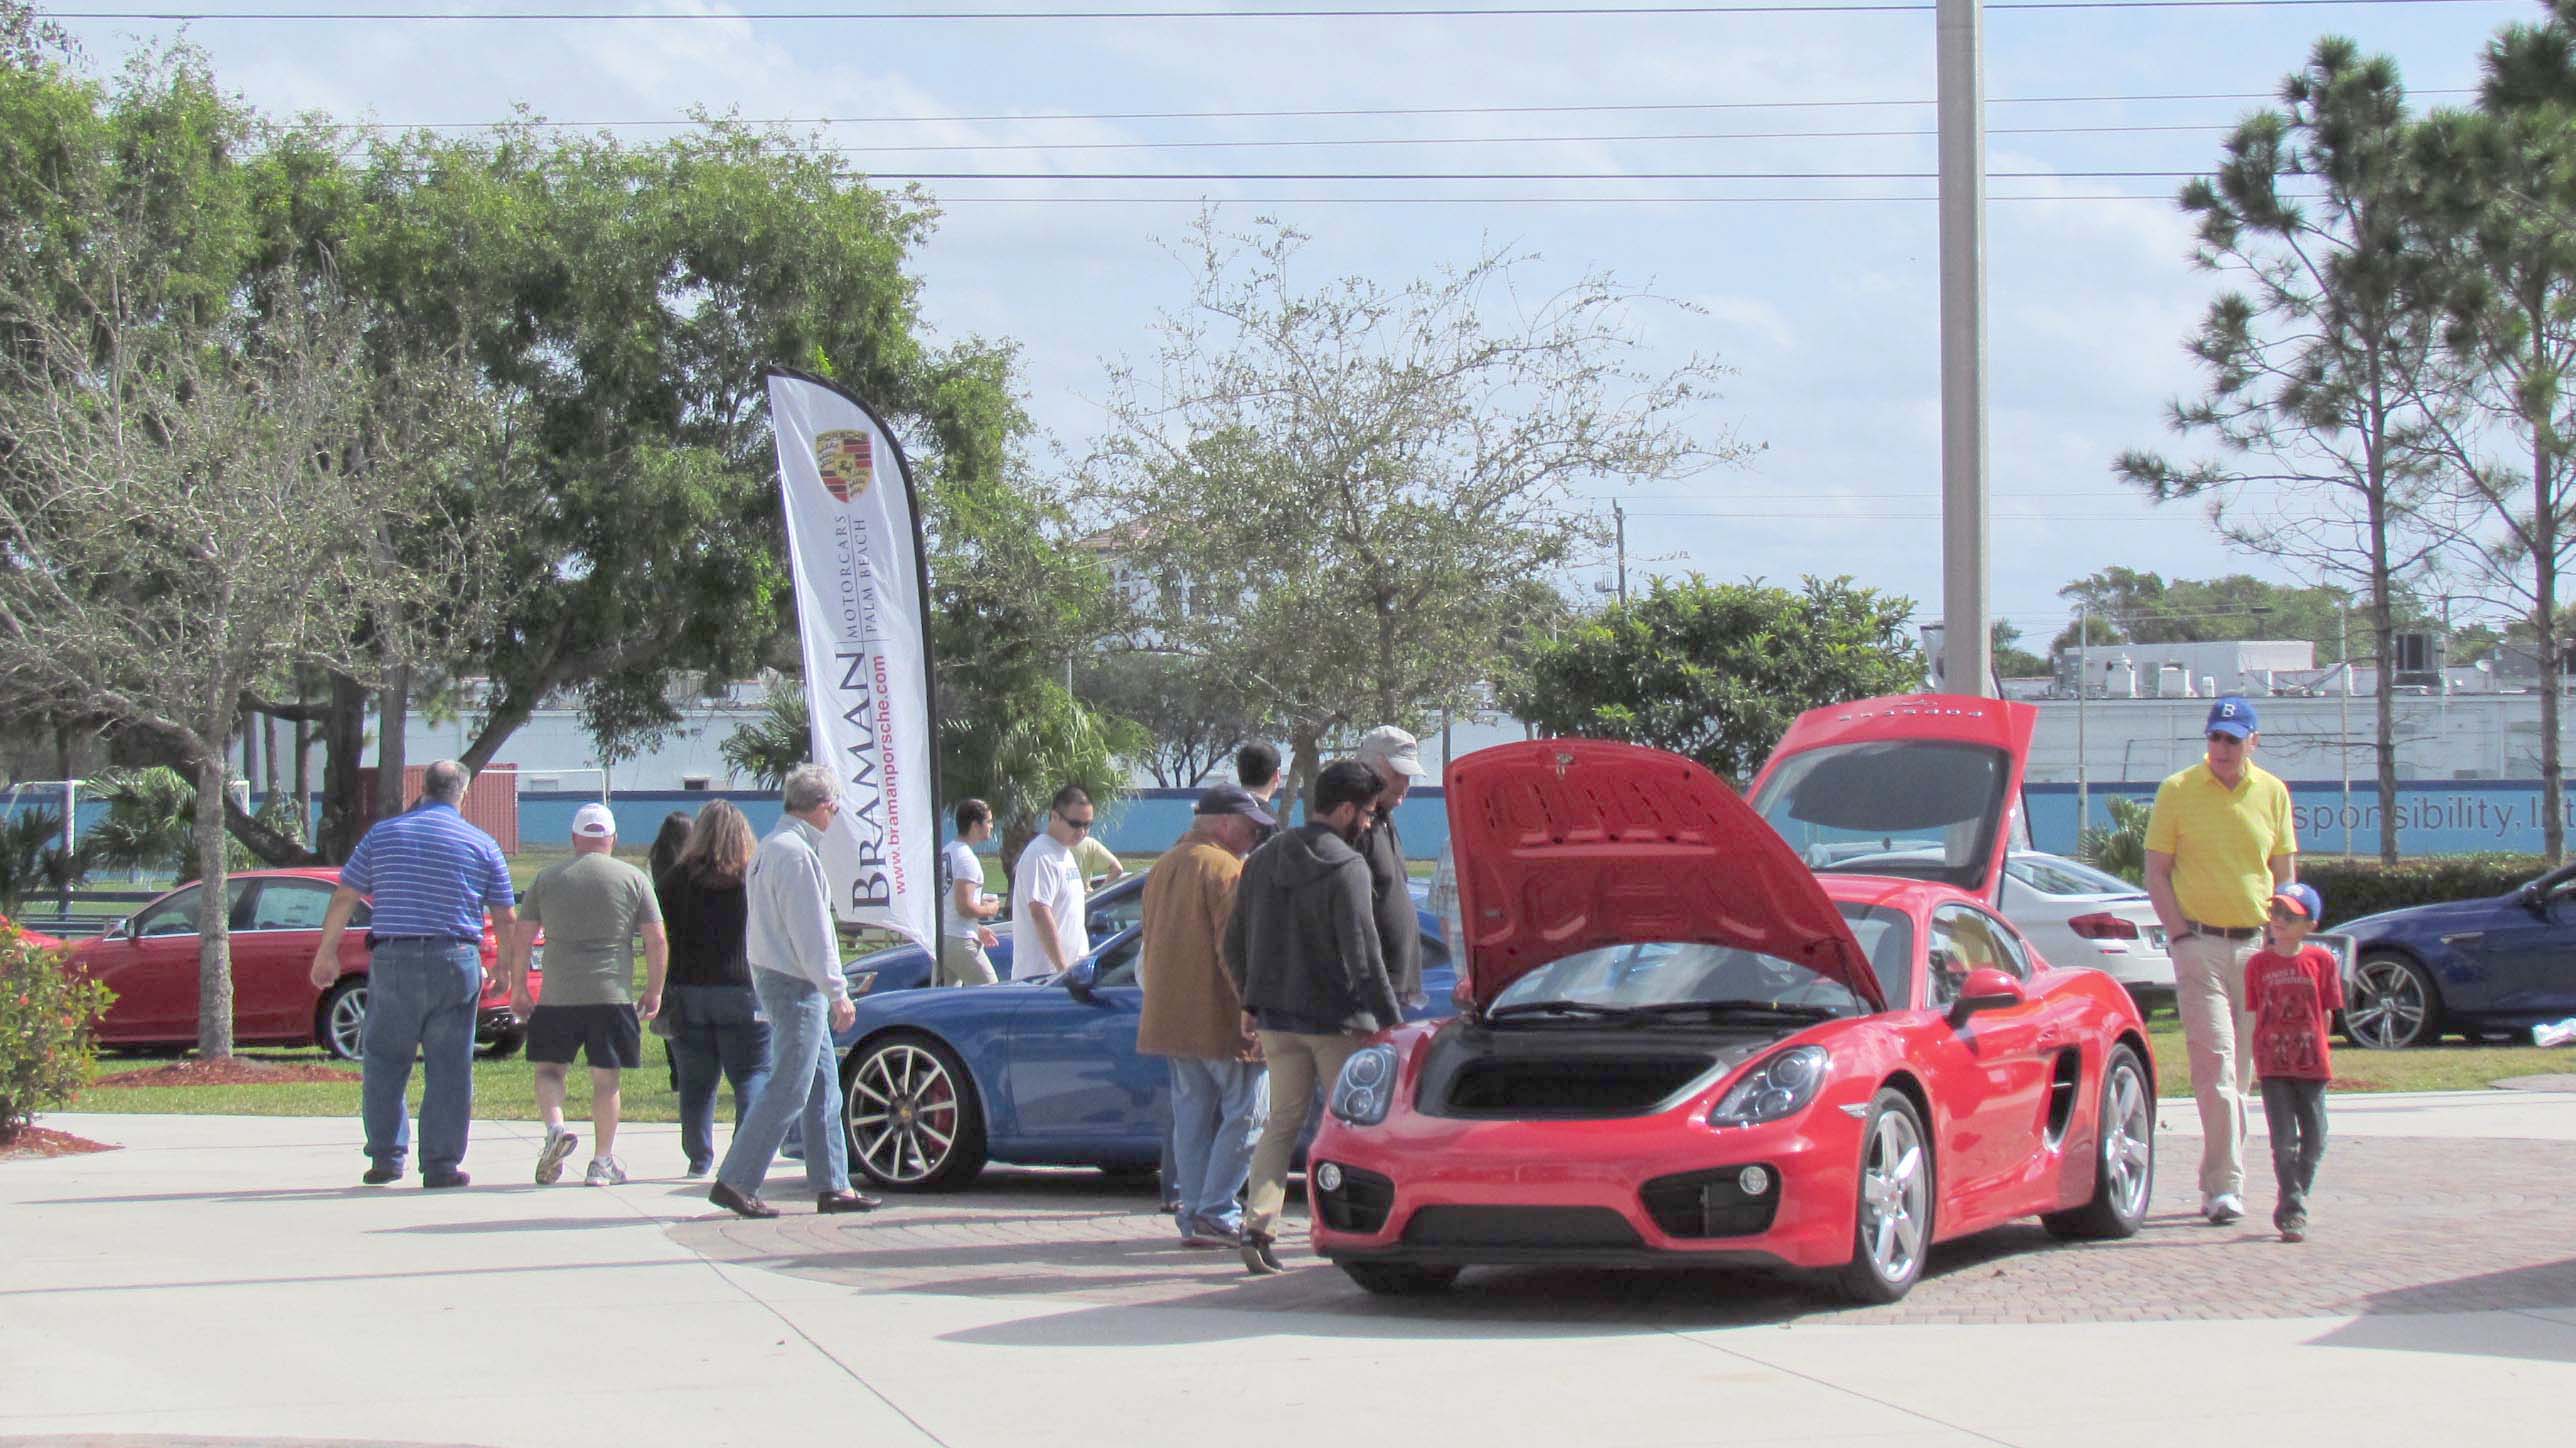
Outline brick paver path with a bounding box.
[669,1129,2576,1326]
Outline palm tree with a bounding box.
[0,809,83,915]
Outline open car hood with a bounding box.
[1443,739,1877,1013]
[1745,693,2037,905]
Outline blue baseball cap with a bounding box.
[2206,695,2258,739]
[2271,883,2323,921]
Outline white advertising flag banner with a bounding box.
[766,369,939,948]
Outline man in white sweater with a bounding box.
[710,764,883,1219]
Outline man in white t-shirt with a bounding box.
[940,798,1003,986]
[1009,784,1095,981]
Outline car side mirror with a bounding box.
[1064,959,1098,1001]
[1948,967,2027,1027]
[2520,882,2546,914]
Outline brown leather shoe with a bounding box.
[710,1182,778,1219]
[817,1190,884,1214]
[1240,1228,1284,1275]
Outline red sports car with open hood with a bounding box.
[1306,694,2156,1302]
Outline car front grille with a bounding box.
[1401,1205,1642,1249]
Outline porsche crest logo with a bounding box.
[814,429,875,504]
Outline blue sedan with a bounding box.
[2336,861,2576,1049]
[829,905,1453,1190]
[842,870,1152,997]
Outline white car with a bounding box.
[1995,852,2174,1004]
[1829,847,2174,1004]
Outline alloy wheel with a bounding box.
[327,982,368,1060]
[2346,958,2430,1050]
[1859,1107,1928,1285]
[848,1041,963,1186]
[2101,1058,2152,1222]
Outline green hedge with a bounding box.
[2300,854,2551,928]
[0,917,113,1141]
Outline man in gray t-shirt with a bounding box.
[504,803,667,1187]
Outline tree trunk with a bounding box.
[376,661,411,823]
[239,717,258,803]
[318,672,370,862]
[1285,719,1324,828]
[2371,572,2401,866]
[193,748,235,1059]
[262,710,280,803]
[459,684,540,774]
[2526,410,2566,867]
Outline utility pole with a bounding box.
[2076,604,2089,851]
[1613,500,1629,607]
[1936,0,1992,699]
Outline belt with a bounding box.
[367,933,477,946]
[2182,920,2262,941]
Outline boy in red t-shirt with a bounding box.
[2245,883,2341,1242]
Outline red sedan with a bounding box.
[59,868,533,1059]
[1308,694,2155,1302]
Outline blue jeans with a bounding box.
[1167,1056,1268,1234]
[668,984,773,1174]
[361,939,483,1179]
[716,971,850,1197]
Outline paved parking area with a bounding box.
[673,1130,2576,1327]
[8,1101,2576,1448]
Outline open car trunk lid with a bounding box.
[1443,739,1876,1012]
[1745,693,2038,906]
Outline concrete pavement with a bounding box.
[2,1095,2573,1448]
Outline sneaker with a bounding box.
[2279,1213,2308,1243]
[1182,1217,1241,1248]
[361,1164,401,1186]
[584,1156,627,1187]
[683,1162,711,1179]
[535,1127,579,1186]
[422,1171,471,1190]
[2204,1193,2245,1225]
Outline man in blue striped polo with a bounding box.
[309,760,517,1189]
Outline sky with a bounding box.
[50,0,2527,651]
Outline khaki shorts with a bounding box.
[938,936,998,987]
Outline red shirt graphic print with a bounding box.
[2246,944,2344,1081]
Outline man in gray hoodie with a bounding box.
[1223,758,1402,1275]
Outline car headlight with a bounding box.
[1709,1045,1830,1128]
[1329,1044,1399,1126]
[846,970,879,998]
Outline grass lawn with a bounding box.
[75,1043,693,1123]
[67,999,2576,1125]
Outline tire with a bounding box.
[478,1032,524,1060]
[1835,1088,1934,1305]
[1341,1261,1462,1296]
[2044,1045,2154,1240]
[2343,953,2443,1050]
[842,1032,988,1192]
[316,978,368,1062]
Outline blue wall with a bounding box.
[2027,779,2576,858]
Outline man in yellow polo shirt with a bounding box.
[2144,694,2297,1226]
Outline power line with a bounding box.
[486,121,2246,155]
[921,192,2228,202]
[847,167,2216,178]
[47,0,2519,19]
[318,89,2473,129]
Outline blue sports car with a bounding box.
[2335,861,2576,1049]
[830,897,1451,1190]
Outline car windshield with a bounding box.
[1750,740,2011,892]
[2006,854,2140,897]
[1487,902,1913,1020]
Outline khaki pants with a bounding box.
[1243,1029,1365,1239]
[2173,930,2261,1199]
[937,936,998,987]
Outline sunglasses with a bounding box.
[1056,813,1095,832]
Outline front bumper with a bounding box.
[1307,1110,1860,1271]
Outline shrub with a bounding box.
[2078,796,2153,886]
[2299,854,2550,928]
[0,917,113,1143]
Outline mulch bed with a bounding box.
[92,1058,360,1088]
[0,1125,120,1161]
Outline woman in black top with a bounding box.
[655,801,773,1177]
